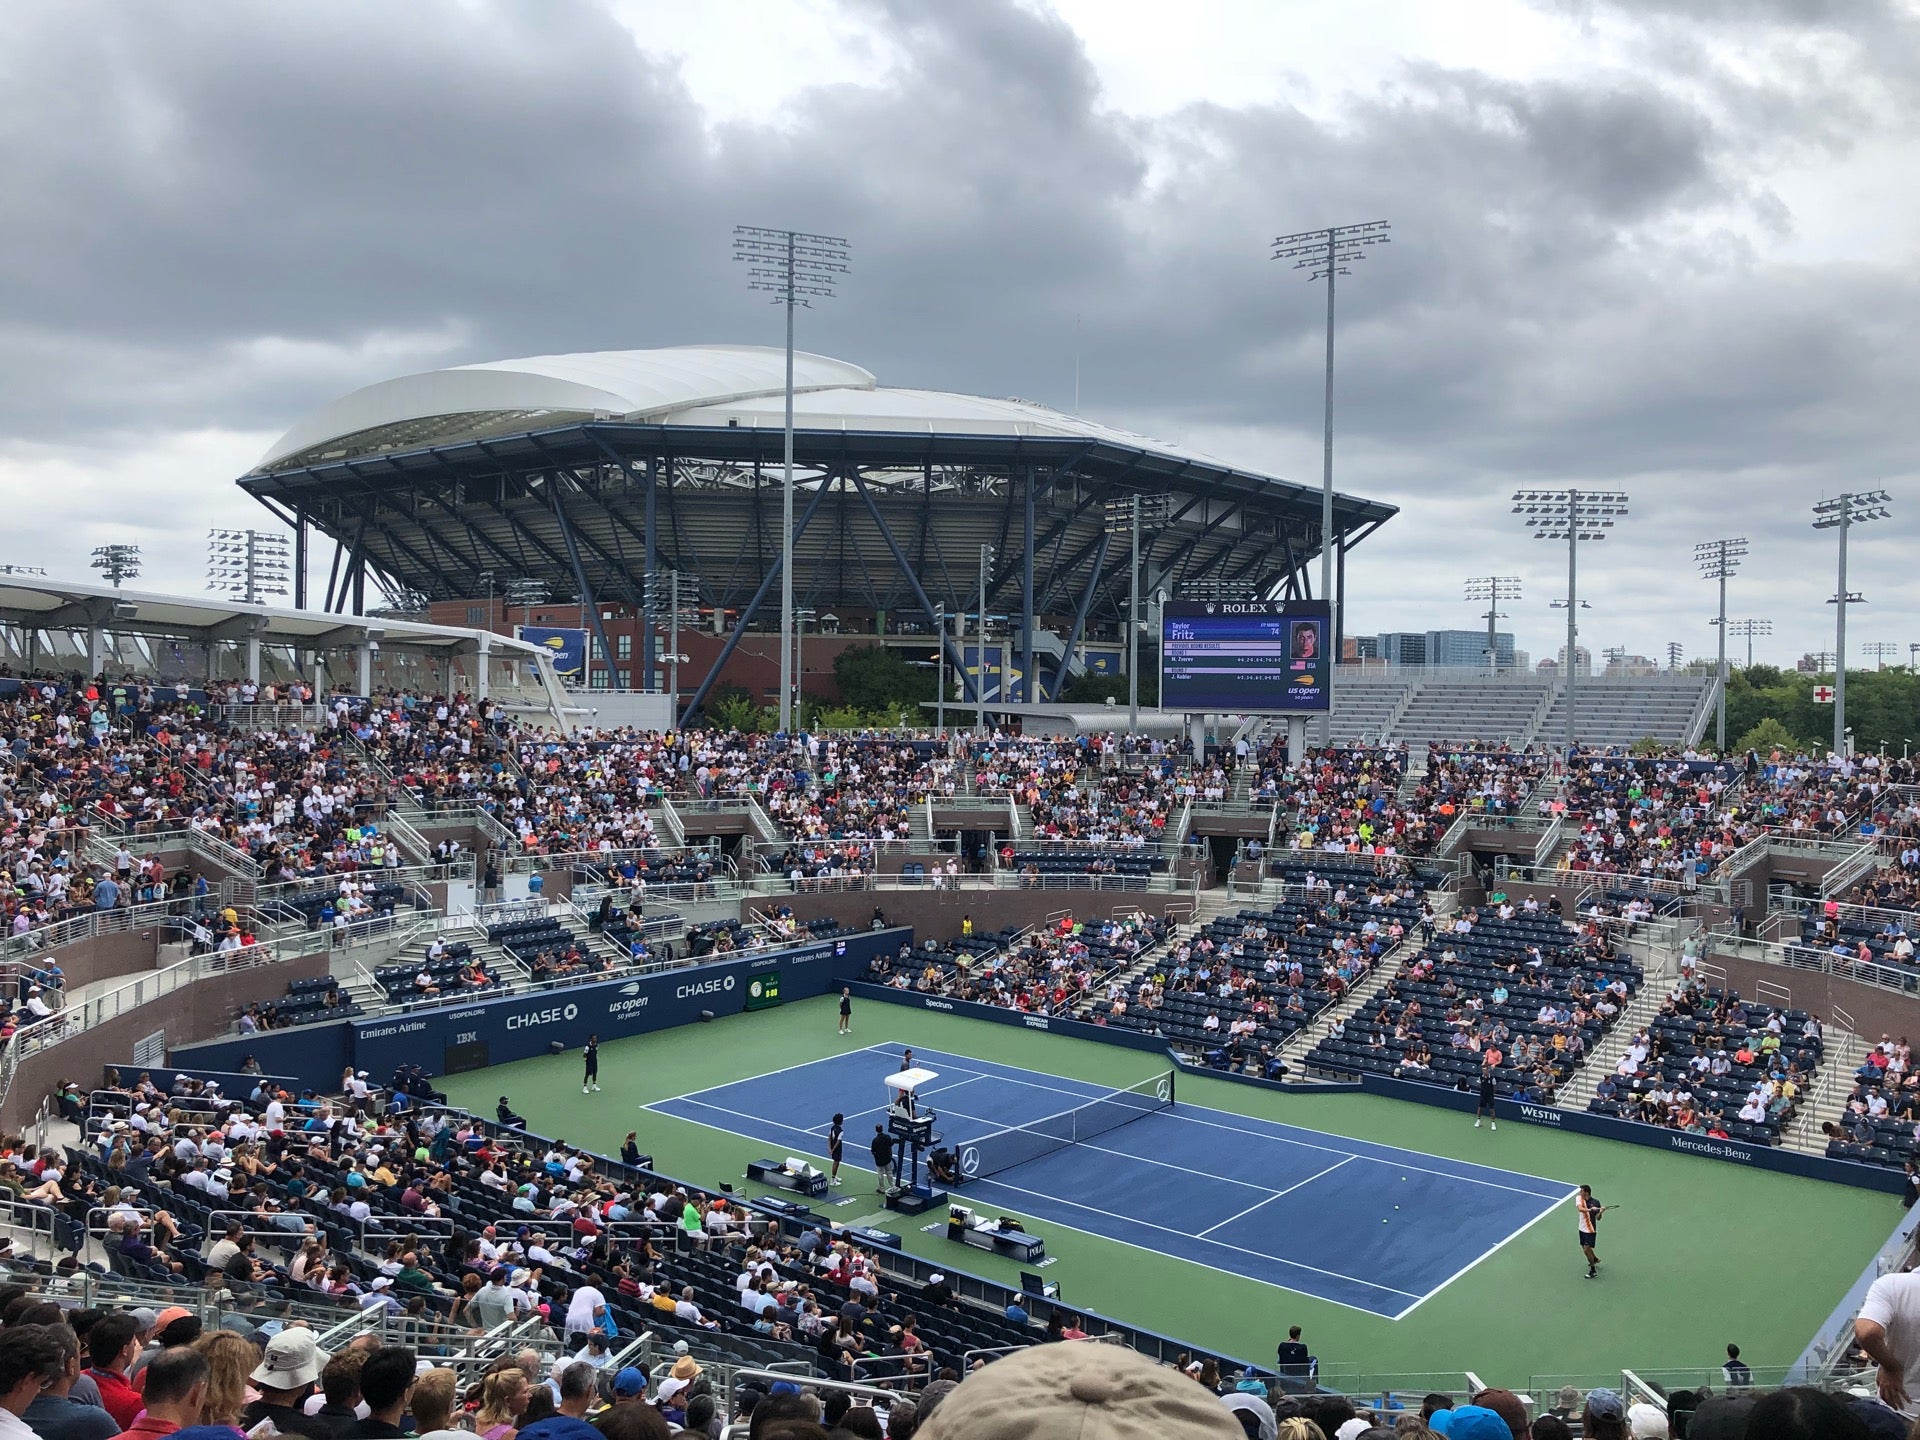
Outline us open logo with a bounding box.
[617,983,642,997]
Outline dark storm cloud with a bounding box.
[0,0,1911,658]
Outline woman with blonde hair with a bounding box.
[1276,1421,1327,1440]
[475,1367,530,1440]
[192,1330,261,1434]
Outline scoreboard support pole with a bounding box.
[1287,715,1308,765]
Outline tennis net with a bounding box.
[956,1070,1175,1182]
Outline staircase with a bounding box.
[1780,1026,1874,1157]
[1556,978,1670,1112]
[1272,895,1460,1072]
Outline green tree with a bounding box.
[709,688,770,733]
[1733,716,1813,755]
[832,645,935,713]
[1055,667,1160,707]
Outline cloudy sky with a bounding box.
[1,0,1915,671]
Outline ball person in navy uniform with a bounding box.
[582,1034,600,1094]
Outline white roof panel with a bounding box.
[254,345,1229,472]
[258,345,876,469]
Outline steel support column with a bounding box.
[294,509,308,610]
[547,489,618,694]
[680,475,840,723]
[846,470,969,686]
[1050,527,1111,697]
[1022,468,1036,703]
[644,455,658,687]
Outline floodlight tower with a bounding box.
[976,544,994,735]
[1463,576,1520,673]
[90,544,141,589]
[1693,537,1747,750]
[734,225,850,735]
[207,528,292,605]
[1666,642,1685,671]
[1864,642,1899,671]
[1729,619,1771,669]
[1273,219,1390,741]
[1812,490,1891,755]
[1512,489,1629,756]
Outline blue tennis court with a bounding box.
[647,1043,1575,1318]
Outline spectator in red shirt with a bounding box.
[84,1316,144,1430]
[112,1347,209,1440]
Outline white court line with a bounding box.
[798,1074,991,1135]
[654,1098,1414,1321]
[905,1043,1571,1198]
[1390,1187,1581,1320]
[649,1040,1565,1314]
[962,1168,1422,1301]
[1196,1157,1354,1238]
[658,1096,828,1144]
[646,1041,898,1110]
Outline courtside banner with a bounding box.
[351,928,907,1078]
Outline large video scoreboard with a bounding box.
[1160,600,1331,713]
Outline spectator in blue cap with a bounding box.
[1430,1406,1512,1440]
[611,1368,647,1401]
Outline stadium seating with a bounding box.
[1589,985,1819,1145]
[1304,912,1642,1100]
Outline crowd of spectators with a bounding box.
[1551,750,1909,885]
[967,736,1189,847]
[1308,898,1642,1103]
[864,911,1171,1017]
[1588,974,1821,1145]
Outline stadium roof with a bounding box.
[256,344,1303,484]
[241,344,1399,718]
[0,574,547,657]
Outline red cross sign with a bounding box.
[1813,685,1835,703]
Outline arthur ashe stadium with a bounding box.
[237,343,1397,717]
[0,340,1902,1437]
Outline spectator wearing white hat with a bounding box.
[241,1329,332,1440]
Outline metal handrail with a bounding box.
[725,1370,906,1421]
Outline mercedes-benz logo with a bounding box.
[959,1146,980,1177]
[1155,1078,1171,1102]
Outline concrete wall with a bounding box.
[49,926,165,992]
[1710,949,1920,1039]
[2,951,332,1133]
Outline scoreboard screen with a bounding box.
[1160,601,1331,713]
